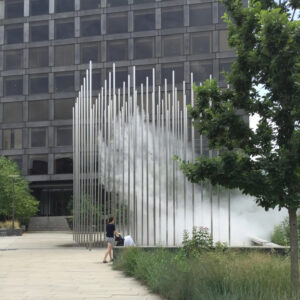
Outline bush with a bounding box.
[114,248,299,300]
[271,215,300,246]
[181,227,213,258]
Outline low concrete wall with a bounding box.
[113,245,290,261]
[0,229,23,237]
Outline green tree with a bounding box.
[177,0,300,288]
[0,156,39,225]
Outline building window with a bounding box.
[30,128,47,148]
[190,4,212,27]
[80,70,101,90]
[107,40,128,61]
[136,66,154,87]
[54,99,74,120]
[162,35,184,57]
[30,22,49,42]
[3,102,23,123]
[55,154,73,174]
[54,72,74,93]
[55,0,74,13]
[54,45,75,66]
[219,30,231,52]
[80,42,101,64]
[5,0,24,19]
[29,47,49,68]
[28,101,49,121]
[30,0,49,16]
[106,68,128,88]
[56,127,72,146]
[161,63,184,84]
[81,0,100,10]
[161,7,184,29]
[107,0,127,7]
[81,16,101,37]
[134,10,155,32]
[190,61,213,83]
[29,155,48,175]
[190,32,211,55]
[2,129,22,150]
[55,19,74,39]
[106,13,128,34]
[4,77,23,96]
[4,50,23,71]
[134,37,155,60]
[29,75,49,94]
[5,24,23,44]
[220,59,232,81]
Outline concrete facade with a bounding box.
[0,0,235,216]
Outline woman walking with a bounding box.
[103,216,119,263]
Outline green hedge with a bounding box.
[114,248,299,300]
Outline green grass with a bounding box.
[113,248,300,300]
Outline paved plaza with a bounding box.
[0,232,161,300]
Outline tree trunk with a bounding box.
[289,207,299,289]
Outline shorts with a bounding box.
[106,237,115,245]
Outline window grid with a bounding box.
[0,1,235,178]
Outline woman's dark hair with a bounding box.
[108,216,114,223]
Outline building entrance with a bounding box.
[31,182,73,216]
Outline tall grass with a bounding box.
[0,220,20,229]
[114,248,299,300]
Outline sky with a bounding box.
[249,84,267,131]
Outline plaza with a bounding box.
[0,232,161,300]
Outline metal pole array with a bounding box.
[73,63,232,247]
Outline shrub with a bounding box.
[181,227,213,258]
[271,215,300,246]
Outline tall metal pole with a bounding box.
[164,79,168,246]
[209,75,214,241]
[191,73,195,228]
[73,64,237,248]
[228,190,231,246]
[127,74,131,236]
[12,177,15,231]
[152,69,156,246]
[158,89,161,244]
[133,66,137,242]
[172,71,176,246]
[141,84,144,245]
[183,82,187,231]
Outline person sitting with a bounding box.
[114,233,135,247]
[124,235,135,247]
[115,234,124,246]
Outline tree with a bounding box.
[0,156,39,225]
[177,0,300,288]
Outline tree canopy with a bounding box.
[178,0,300,287]
[180,0,300,210]
[0,156,39,224]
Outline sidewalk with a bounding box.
[0,232,161,300]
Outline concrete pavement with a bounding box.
[0,232,161,300]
